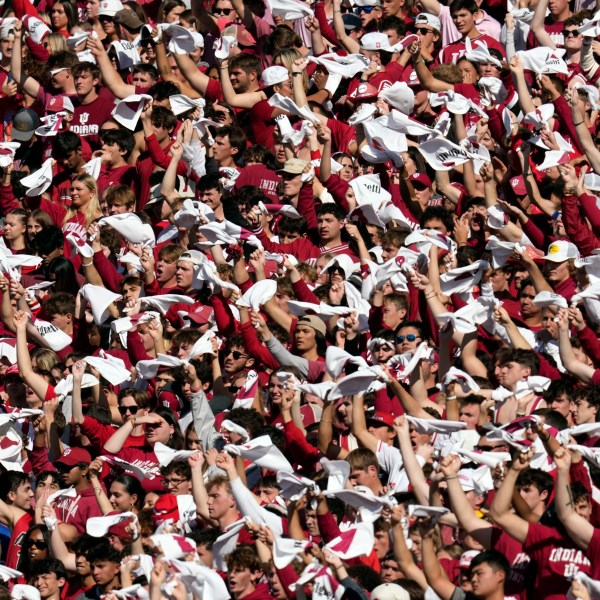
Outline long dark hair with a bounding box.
[17,524,50,576]
[110,474,146,510]
[46,257,79,296]
[151,406,185,450]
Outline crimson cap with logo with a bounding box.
[187,304,214,325]
[45,95,74,114]
[152,493,179,524]
[510,175,526,196]
[56,447,92,467]
[410,172,433,188]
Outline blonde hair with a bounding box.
[272,48,308,92]
[64,174,101,228]
[45,33,68,54]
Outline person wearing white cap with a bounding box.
[0,22,17,97]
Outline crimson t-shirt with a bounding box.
[234,164,281,201]
[72,87,117,148]
[492,526,533,600]
[439,34,506,64]
[523,522,592,600]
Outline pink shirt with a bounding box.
[437,6,502,47]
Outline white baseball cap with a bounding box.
[360,32,391,51]
[415,12,441,32]
[371,584,410,600]
[98,0,124,17]
[261,65,289,87]
[543,240,579,262]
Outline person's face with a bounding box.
[317,213,342,243]
[223,345,251,374]
[541,308,559,339]
[381,0,403,17]
[490,269,510,293]
[213,135,236,163]
[214,0,235,18]
[349,466,374,487]
[175,260,195,289]
[357,5,381,26]
[0,35,14,59]
[212,103,233,125]
[452,8,475,34]
[144,414,174,444]
[122,282,141,304]
[34,572,64,599]
[336,399,352,427]
[36,475,60,495]
[156,255,178,284]
[256,485,279,504]
[74,70,98,97]
[86,0,100,17]
[478,61,501,78]
[458,59,478,83]
[274,78,294,99]
[267,567,287,600]
[92,560,120,587]
[70,180,93,208]
[102,140,126,165]
[413,184,433,206]
[143,491,160,510]
[3,214,25,242]
[55,462,84,486]
[207,484,235,519]
[197,543,214,568]
[337,157,355,182]
[200,187,222,210]
[459,403,480,430]
[163,471,191,495]
[228,567,258,597]
[108,200,131,215]
[409,425,431,448]
[416,24,438,50]
[155,373,175,395]
[272,140,286,164]
[26,530,48,561]
[229,67,252,92]
[573,398,598,425]
[408,532,422,560]
[374,530,390,559]
[548,0,569,16]
[470,563,503,598]
[280,172,302,199]
[382,28,401,46]
[371,343,395,365]
[381,243,399,262]
[268,376,286,404]
[549,394,570,418]
[574,499,592,520]
[75,553,91,577]
[395,326,420,353]
[109,481,136,512]
[544,259,570,283]
[58,148,83,172]
[294,324,317,352]
[498,361,528,388]
[381,558,402,582]
[51,3,69,30]
[48,66,68,91]
[185,429,202,451]
[367,423,394,444]
[166,4,185,22]
[519,285,540,318]
[422,217,446,234]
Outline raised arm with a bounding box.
[488,451,532,544]
[89,37,135,99]
[219,59,265,109]
[553,446,595,550]
[509,56,536,116]
[331,0,360,53]
[557,309,594,383]
[420,518,457,600]
[14,310,50,402]
[11,21,41,99]
[351,393,380,453]
[529,0,555,48]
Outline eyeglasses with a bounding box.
[228,385,241,394]
[339,5,353,12]
[395,334,420,343]
[214,7,232,15]
[27,540,48,550]
[227,350,248,360]
[163,478,188,487]
[416,27,433,35]
[55,464,75,473]
[118,405,139,415]
[565,29,580,37]
[356,6,374,13]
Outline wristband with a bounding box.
[445,475,458,480]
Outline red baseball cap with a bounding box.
[410,172,433,188]
[366,412,395,429]
[187,304,213,325]
[510,175,527,196]
[152,493,179,525]
[56,447,92,467]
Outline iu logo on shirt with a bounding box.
[79,113,90,125]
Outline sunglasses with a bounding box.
[395,334,420,343]
[27,540,48,550]
[227,350,248,360]
[118,405,139,415]
[416,27,433,35]
[564,29,580,37]
[214,7,232,15]
[356,6,374,13]
[339,5,353,12]
[228,385,241,394]
[55,464,75,473]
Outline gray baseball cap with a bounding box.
[11,108,41,142]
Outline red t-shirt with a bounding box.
[439,34,506,64]
[523,522,592,600]
[250,99,278,148]
[97,163,138,196]
[5,512,32,569]
[234,164,280,201]
[72,87,117,149]
[527,19,566,49]
[492,526,533,600]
